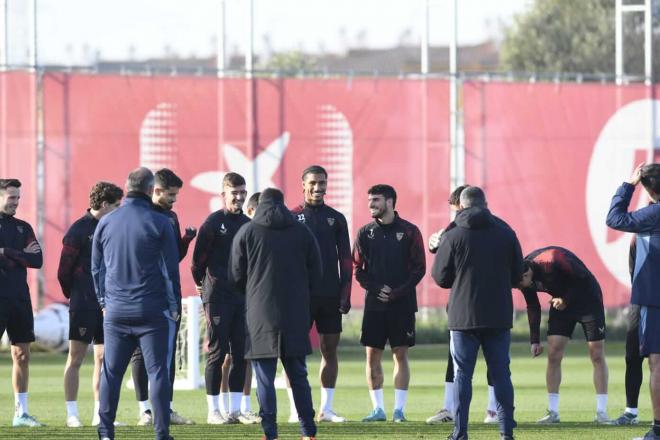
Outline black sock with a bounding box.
[654,419,660,435]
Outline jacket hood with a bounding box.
[455,206,494,229]
[253,199,296,229]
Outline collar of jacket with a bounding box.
[302,201,325,210]
[222,208,244,216]
[375,211,400,228]
[125,191,153,205]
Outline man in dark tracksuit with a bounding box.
[433,186,523,440]
[606,162,660,440]
[0,179,44,428]
[131,168,196,426]
[191,172,250,424]
[426,185,498,425]
[229,188,323,440]
[352,184,425,423]
[289,165,352,422]
[517,246,610,424]
[92,168,180,440]
[58,181,123,427]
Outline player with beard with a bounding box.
[286,165,352,423]
[0,179,44,427]
[59,181,123,428]
[516,246,611,425]
[353,184,425,423]
[131,168,196,426]
[192,172,250,424]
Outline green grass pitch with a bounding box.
[0,342,652,439]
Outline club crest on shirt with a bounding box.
[219,223,228,235]
[17,226,23,234]
[79,327,87,337]
[396,232,404,241]
[367,229,375,239]
[327,217,335,226]
[212,316,221,326]
[297,214,306,223]
[88,234,94,241]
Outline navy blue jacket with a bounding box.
[58,211,100,311]
[0,213,42,301]
[606,182,660,307]
[291,202,352,311]
[92,192,180,318]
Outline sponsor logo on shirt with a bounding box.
[297,214,306,223]
[396,232,404,241]
[367,229,375,239]
[327,217,335,226]
[219,223,228,235]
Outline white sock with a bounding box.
[320,387,335,413]
[230,392,242,414]
[487,385,497,412]
[94,401,100,416]
[444,382,455,413]
[241,395,251,413]
[287,387,298,417]
[15,393,28,416]
[219,392,229,415]
[65,400,78,418]
[207,395,219,413]
[548,393,560,413]
[596,394,608,413]
[369,388,384,411]
[625,407,638,416]
[394,389,408,412]
[138,400,150,414]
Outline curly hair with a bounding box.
[89,181,123,210]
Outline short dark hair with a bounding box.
[522,260,533,274]
[448,185,470,206]
[126,167,155,194]
[368,184,397,208]
[302,165,327,180]
[0,179,21,191]
[223,172,246,188]
[459,186,486,208]
[154,168,183,189]
[641,164,660,195]
[246,192,261,211]
[89,181,124,210]
[260,188,284,203]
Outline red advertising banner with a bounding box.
[463,81,660,308]
[42,74,451,308]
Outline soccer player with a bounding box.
[131,168,195,426]
[229,187,322,440]
[0,178,44,427]
[92,167,180,440]
[606,162,660,440]
[59,181,123,428]
[426,185,499,425]
[191,172,250,424]
[352,184,425,423]
[517,246,611,424]
[432,186,522,440]
[287,165,352,423]
[217,191,261,423]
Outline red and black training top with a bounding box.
[0,213,43,302]
[58,210,101,311]
[154,205,194,262]
[291,202,353,312]
[352,213,426,313]
[521,246,603,343]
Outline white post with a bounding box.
[615,0,623,85]
[420,0,429,74]
[217,0,225,75]
[185,296,202,389]
[30,0,37,69]
[644,0,652,85]
[245,0,253,78]
[449,0,463,191]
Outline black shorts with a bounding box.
[0,298,35,344]
[547,306,606,341]
[205,302,246,358]
[360,309,415,350]
[309,296,342,334]
[69,309,104,344]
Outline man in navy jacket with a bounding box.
[92,167,180,440]
[606,162,660,440]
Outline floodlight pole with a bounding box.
[449,0,463,190]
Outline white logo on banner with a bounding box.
[317,105,354,239]
[191,133,290,212]
[586,99,660,287]
[139,103,178,170]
